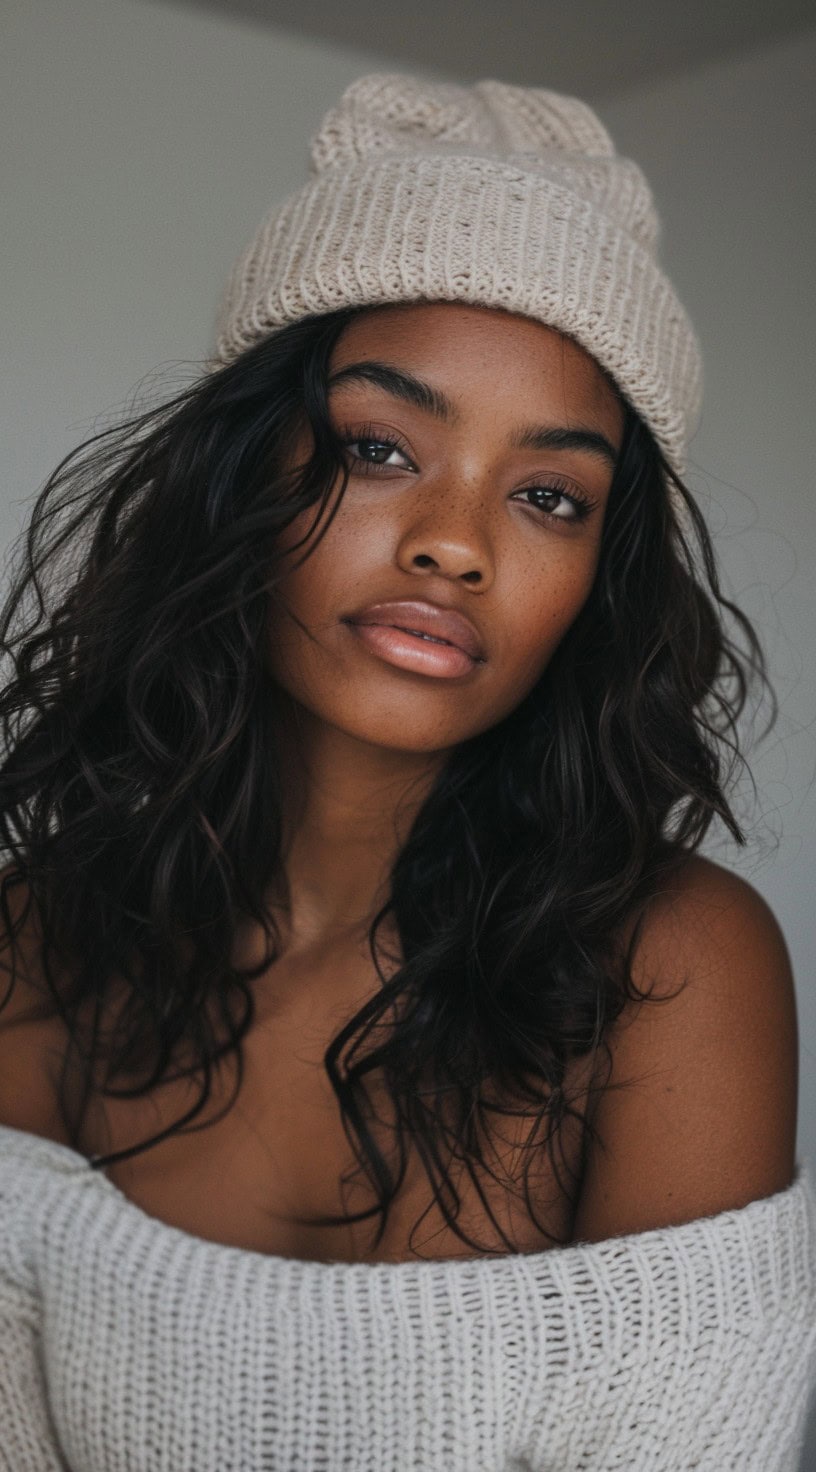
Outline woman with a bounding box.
[0,72,813,1471]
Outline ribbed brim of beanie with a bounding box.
[215,74,702,479]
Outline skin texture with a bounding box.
[572,854,799,1237]
[264,302,623,947]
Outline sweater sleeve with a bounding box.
[674,1310,816,1471]
[608,1306,816,1472]
[520,1304,816,1472]
[520,1296,816,1471]
[0,1180,68,1472]
[519,1172,816,1472]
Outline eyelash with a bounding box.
[338,425,596,524]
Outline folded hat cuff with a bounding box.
[216,155,702,480]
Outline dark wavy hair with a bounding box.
[0,305,772,1258]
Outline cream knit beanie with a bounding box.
[216,73,702,476]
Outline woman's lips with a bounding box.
[345,600,485,660]
[343,620,479,678]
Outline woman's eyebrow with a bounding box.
[512,423,618,470]
[328,359,619,471]
[329,360,454,422]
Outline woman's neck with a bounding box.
[269,701,448,950]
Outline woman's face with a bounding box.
[266,302,625,754]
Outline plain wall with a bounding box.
[2,0,398,518]
[3,0,815,1459]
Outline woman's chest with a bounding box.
[70,951,587,1264]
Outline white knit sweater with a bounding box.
[1,1124,815,1471]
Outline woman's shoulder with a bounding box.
[627,850,793,994]
[572,851,799,1244]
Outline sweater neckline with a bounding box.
[0,1120,810,1276]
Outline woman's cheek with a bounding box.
[501,575,594,686]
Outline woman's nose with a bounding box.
[394,495,495,589]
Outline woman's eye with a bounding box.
[340,435,594,522]
[515,484,594,523]
[343,436,412,470]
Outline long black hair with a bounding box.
[0,305,772,1256]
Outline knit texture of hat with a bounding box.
[215,73,703,476]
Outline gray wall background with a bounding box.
[3,0,815,1459]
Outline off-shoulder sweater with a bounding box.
[1,1124,815,1471]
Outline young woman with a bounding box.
[0,73,813,1472]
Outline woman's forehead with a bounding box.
[329,302,625,436]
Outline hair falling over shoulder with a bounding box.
[0,309,774,1257]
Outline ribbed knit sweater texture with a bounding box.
[1,1123,815,1471]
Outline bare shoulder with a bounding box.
[0,864,72,1142]
[572,852,799,1243]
